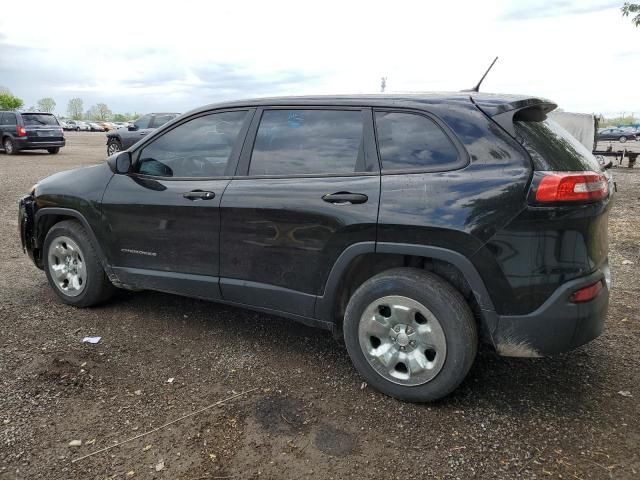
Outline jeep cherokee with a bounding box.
[18,94,613,401]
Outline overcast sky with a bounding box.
[0,0,637,117]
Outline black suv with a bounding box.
[106,112,179,155]
[1,111,65,154]
[19,94,612,401]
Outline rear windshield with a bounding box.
[514,118,601,171]
[22,114,60,126]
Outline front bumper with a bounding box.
[491,264,610,357]
[18,195,38,264]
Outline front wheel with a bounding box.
[106,138,122,156]
[343,268,477,402]
[619,136,627,143]
[47,147,60,154]
[43,220,115,307]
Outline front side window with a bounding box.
[151,114,178,128]
[137,110,247,178]
[375,111,459,171]
[134,114,152,129]
[249,109,364,176]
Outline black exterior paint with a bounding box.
[18,92,612,356]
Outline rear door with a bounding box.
[101,109,253,299]
[219,107,380,317]
[21,113,64,143]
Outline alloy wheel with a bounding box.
[47,236,87,297]
[107,141,121,155]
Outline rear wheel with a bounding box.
[47,147,60,154]
[106,138,122,156]
[343,268,477,402]
[43,220,115,307]
[3,137,17,155]
[619,136,627,143]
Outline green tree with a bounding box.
[37,97,56,113]
[0,89,24,111]
[67,98,84,120]
[86,103,112,121]
[622,3,640,26]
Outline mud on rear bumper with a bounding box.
[489,264,610,357]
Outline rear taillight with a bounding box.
[17,126,27,137]
[570,281,603,303]
[535,171,609,203]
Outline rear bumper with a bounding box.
[15,137,65,150]
[491,263,610,357]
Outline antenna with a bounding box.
[463,56,498,92]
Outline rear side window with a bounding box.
[2,113,17,125]
[249,109,365,176]
[515,119,601,171]
[374,111,460,171]
[22,114,59,126]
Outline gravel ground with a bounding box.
[1,132,639,479]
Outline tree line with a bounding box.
[0,88,139,122]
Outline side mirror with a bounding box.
[107,151,132,174]
[128,124,137,131]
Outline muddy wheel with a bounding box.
[343,268,477,402]
[43,220,115,307]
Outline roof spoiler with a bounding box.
[475,98,557,137]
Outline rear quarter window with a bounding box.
[515,119,601,171]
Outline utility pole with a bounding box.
[381,76,387,93]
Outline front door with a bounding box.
[101,109,253,299]
[219,107,380,316]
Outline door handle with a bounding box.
[322,192,368,205]
[183,190,216,200]
[139,132,147,136]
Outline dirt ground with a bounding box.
[1,132,639,479]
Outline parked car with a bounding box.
[106,113,180,155]
[59,120,75,131]
[65,121,91,132]
[18,93,613,401]
[597,127,636,143]
[0,111,65,154]
[86,122,105,132]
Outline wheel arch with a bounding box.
[316,242,497,340]
[34,208,113,279]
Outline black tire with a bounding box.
[43,220,115,307]
[619,136,627,143]
[47,147,60,154]
[343,268,477,402]
[76,127,80,132]
[106,138,122,156]
[3,137,17,155]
